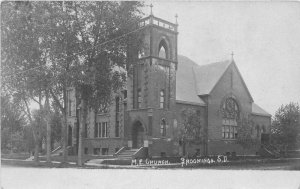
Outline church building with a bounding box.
[66,13,271,158]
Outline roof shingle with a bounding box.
[176,55,205,105]
[176,55,231,104]
[193,60,231,95]
[252,103,271,117]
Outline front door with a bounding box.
[132,121,144,149]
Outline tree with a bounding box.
[180,108,203,156]
[54,2,144,165]
[1,1,144,165]
[1,1,54,163]
[1,95,27,153]
[271,102,300,151]
[236,117,259,157]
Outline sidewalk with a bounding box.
[2,157,300,169]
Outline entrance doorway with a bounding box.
[132,121,144,149]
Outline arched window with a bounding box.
[221,98,239,139]
[160,118,167,136]
[160,90,165,108]
[158,40,168,59]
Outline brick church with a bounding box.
[66,13,271,158]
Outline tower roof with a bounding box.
[138,15,178,32]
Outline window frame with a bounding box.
[137,88,142,109]
[160,90,165,109]
[160,118,167,137]
[101,148,109,155]
[158,40,168,59]
[93,148,100,155]
[222,125,238,139]
[158,45,167,59]
[221,98,239,140]
[94,122,108,138]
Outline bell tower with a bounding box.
[126,10,178,149]
[128,12,178,109]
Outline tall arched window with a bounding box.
[221,98,239,139]
[158,40,168,59]
[160,90,165,108]
[137,88,142,109]
[160,118,167,136]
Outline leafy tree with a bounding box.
[236,117,259,156]
[1,1,54,162]
[51,2,144,165]
[1,95,26,152]
[180,108,203,156]
[49,110,63,149]
[2,1,144,165]
[271,102,300,151]
[23,126,35,154]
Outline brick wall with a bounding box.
[207,63,255,155]
[83,138,125,155]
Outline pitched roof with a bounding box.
[176,55,231,105]
[176,55,205,105]
[193,60,232,95]
[252,103,271,117]
[176,55,268,116]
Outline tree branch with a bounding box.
[29,96,41,106]
[23,98,33,123]
[50,89,64,113]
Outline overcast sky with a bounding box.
[143,1,300,116]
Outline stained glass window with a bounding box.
[222,98,239,139]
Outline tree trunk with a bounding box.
[46,92,51,163]
[78,95,88,166]
[62,113,68,163]
[46,120,51,163]
[34,141,39,163]
[61,79,68,164]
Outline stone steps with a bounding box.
[116,149,139,159]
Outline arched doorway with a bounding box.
[132,121,144,149]
[68,125,72,147]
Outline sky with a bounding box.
[143,1,300,116]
